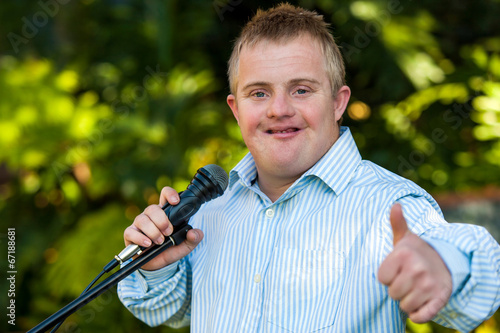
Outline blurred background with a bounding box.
[0,0,499,332]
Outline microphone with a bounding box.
[110,164,229,269]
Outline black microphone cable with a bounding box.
[49,270,106,333]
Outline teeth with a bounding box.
[270,129,296,134]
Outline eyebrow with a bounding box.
[289,78,321,86]
[241,81,271,92]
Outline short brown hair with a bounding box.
[227,3,346,97]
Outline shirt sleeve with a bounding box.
[117,258,192,328]
[422,222,500,332]
[397,195,500,332]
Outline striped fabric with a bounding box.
[118,127,500,332]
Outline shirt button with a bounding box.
[254,274,262,283]
[265,208,274,218]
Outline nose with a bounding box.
[267,92,295,118]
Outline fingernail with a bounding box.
[170,196,179,204]
[164,226,173,236]
[156,236,164,245]
[143,239,152,247]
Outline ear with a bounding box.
[333,85,351,122]
[227,94,239,124]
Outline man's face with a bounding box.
[227,34,350,184]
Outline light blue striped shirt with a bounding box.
[118,127,500,332]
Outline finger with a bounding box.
[159,187,180,207]
[408,297,446,323]
[133,210,166,245]
[143,204,173,236]
[377,251,403,286]
[386,271,414,301]
[390,203,410,246]
[124,225,153,248]
[399,288,428,315]
[141,229,204,271]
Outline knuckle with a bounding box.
[124,224,136,233]
[123,226,134,239]
[133,213,148,227]
[420,278,434,293]
[143,204,159,215]
[160,186,175,196]
[412,262,429,278]
[413,307,434,323]
[124,225,143,245]
[160,187,180,203]
[395,246,412,260]
[388,287,398,300]
[399,299,409,312]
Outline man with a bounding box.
[118,4,500,332]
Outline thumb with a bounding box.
[390,203,410,245]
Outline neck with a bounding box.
[256,172,300,203]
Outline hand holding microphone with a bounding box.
[27,165,228,333]
[122,164,228,271]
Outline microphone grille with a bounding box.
[201,164,229,191]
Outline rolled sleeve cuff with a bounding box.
[138,261,180,290]
[422,237,471,295]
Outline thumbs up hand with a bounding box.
[378,204,453,323]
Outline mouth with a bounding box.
[266,128,299,134]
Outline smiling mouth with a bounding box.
[267,128,299,134]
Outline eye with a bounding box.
[293,87,310,96]
[251,91,267,98]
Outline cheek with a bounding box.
[237,109,261,134]
[236,118,259,148]
[238,116,253,134]
[308,112,337,144]
[305,108,334,129]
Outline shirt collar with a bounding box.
[229,151,258,189]
[229,126,362,196]
[302,126,362,195]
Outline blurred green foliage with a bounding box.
[0,0,499,332]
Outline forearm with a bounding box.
[117,259,192,328]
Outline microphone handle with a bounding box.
[163,190,202,228]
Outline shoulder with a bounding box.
[344,160,443,222]
[350,160,428,198]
